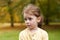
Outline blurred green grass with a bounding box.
[47,29,60,40]
[0,30,20,40]
[0,26,60,40]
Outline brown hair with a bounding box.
[23,4,43,28]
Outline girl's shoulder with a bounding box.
[38,28,48,39]
[38,28,48,35]
[19,28,27,35]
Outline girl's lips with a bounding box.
[27,25,31,26]
[27,25,30,26]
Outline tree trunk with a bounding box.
[7,0,14,27]
[44,0,50,25]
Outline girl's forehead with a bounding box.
[24,13,36,18]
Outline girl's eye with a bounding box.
[28,18,32,20]
[24,18,32,21]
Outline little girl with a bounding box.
[19,4,48,40]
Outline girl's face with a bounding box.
[24,13,40,29]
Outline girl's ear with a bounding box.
[37,16,41,23]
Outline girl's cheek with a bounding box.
[31,20,35,24]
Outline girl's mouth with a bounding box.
[26,24,31,26]
[26,24,32,27]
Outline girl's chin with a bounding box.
[27,26,34,29]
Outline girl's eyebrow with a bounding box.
[24,16,33,19]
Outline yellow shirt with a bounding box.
[19,28,48,40]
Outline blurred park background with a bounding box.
[0,0,60,40]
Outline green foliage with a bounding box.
[0,0,60,23]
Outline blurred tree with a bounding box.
[7,0,14,27]
[0,0,60,26]
[37,0,60,25]
[7,0,28,27]
[44,0,50,25]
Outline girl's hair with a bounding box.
[22,4,43,28]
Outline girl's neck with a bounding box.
[28,26,39,31]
